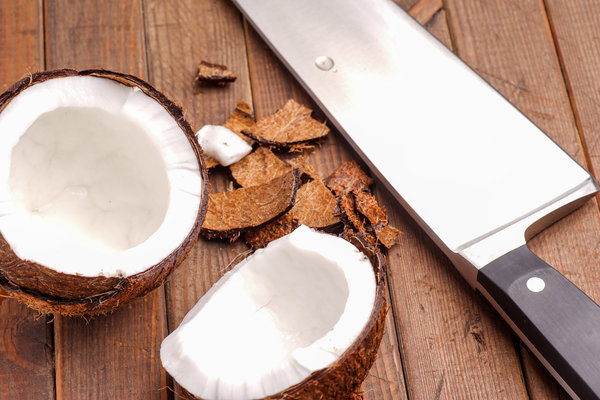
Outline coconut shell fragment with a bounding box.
[243,213,299,250]
[242,99,329,149]
[325,160,373,195]
[201,169,301,239]
[290,179,339,229]
[354,191,401,248]
[327,161,401,250]
[229,147,292,187]
[195,61,236,85]
[224,99,255,144]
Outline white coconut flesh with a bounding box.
[196,125,252,167]
[0,75,203,277]
[160,225,376,400]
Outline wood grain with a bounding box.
[43,1,168,399]
[44,0,146,73]
[0,2,54,400]
[444,0,600,398]
[540,1,600,395]
[142,0,252,397]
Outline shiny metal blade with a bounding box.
[233,0,598,284]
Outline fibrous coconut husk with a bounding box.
[180,236,387,400]
[286,154,320,180]
[336,194,380,250]
[328,162,401,250]
[290,179,339,229]
[243,213,299,250]
[195,61,236,85]
[354,191,402,249]
[242,99,329,149]
[325,160,373,195]
[224,99,255,144]
[237,151,340,248]
[229,147,292,188]
[0,69,208,316]
[242,178,339,249]
[201,169,301,240]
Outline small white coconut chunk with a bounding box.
[196,125,252,166]
[160,225,376,400]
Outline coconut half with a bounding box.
[0,70,208,315]
[160,225,387,400]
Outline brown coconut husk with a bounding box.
[325,160,373,195]
[201,169,301,240]
[195,61,236,85]
[229,147,292,188]
[0,69,209,316]
[179,234,387,400]
[241,99,329,150]
[243,213,299,250]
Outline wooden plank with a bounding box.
[543,0,600,175]
[444,0,600,398]
[141,0,252,397]
[0,2,55,400]
[43,2,169,399]
[527,1,600,397]
[244,18,409,400]
[44,0,146,73]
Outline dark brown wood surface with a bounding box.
[1,0,600,398]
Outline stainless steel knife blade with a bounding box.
[232,0,600,398]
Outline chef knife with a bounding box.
[232,0,600,398]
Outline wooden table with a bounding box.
[1,0,599,398]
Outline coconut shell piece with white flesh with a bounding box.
[0,69,208,315]
[161,225,387,400]
[203,99,255,169]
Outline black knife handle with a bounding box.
[477,245,600,400]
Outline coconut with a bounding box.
[0,69,208,315]
[160,225,386,400]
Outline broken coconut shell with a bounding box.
[325,160,373,195]
[243,179,339,249]
[290,178,339,229]
[223,99,255,144]
[242,99,329,149]
[0,69,208,315]
[326,161,401,250]
[354,190,402,249]
[229,146,292,188]
[336,193,381,250]
[195,61,237,85]
[167,226,387,400]
[201,169,301,240]
[243,213,299,250]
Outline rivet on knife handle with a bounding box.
[478,245,600,400]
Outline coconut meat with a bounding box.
[160,225,376,400]
[196,125,252,166]
[0,76,203,277]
